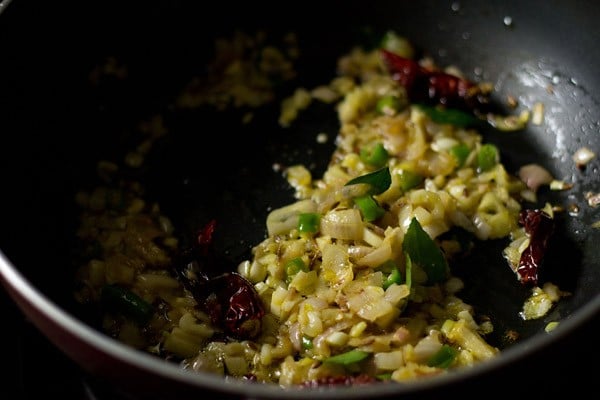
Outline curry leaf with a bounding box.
[402,217,448,284]
[345,167,391,195]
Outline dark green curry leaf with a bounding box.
[101,284,154,324]
[402,217,449,284]
[345,167,391,195]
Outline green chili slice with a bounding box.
[324,349,370,366]
[376,373,393,381]
[427,344,459,368]
[477,143,499,172]
[285,257,309,284]
[450,143,470,168]
[376,96,403,116]
[402,217,449,285]
[360,142,389,168]
[298,212,320,233]
[398,169,423,192]
[383,263,402,289]
[354,195,385,222]
[345,167,391,195]
[101,284,154,324]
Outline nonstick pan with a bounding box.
[0,0,599,399]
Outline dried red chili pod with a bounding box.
[380,49,489,111]
[173,219,265,339]
[203,272,265,339]
[517,209,554,285]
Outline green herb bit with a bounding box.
[285,257,309,284]
[376,373,393,381]
[376,96,404,116]
[450,143,471,168]
[477,143,499,172]
[383,263,402,289]
[302,335,314,349]
[101,284,154,324]
[402,217,449,285]
[298,212,321,233]
[397,169,423,192]
[360,142,389,168]
[345,167,391,195]
[324,349,370,366]
[354,195,385,222]
[427,344,459,368]
[416,104,480,127]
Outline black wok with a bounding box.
[0,0,598,399]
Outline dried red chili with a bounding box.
[380,49,489,111]
[174,219,265,339]
[517,209,554,285]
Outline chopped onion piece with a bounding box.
[549,179,573,191]
[573,146,595,168]
[320,208,364,240]
[356,240,392,268]
[585,191,600,208]
[486,109,529,131]
[266,199,318,236]
[532,102,544,125]
[518,164,553,192]
[545,321,559,333]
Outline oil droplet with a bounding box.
[451,2,460,12]
[503,16,513,27]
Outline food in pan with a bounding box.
[73,31,568,386]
